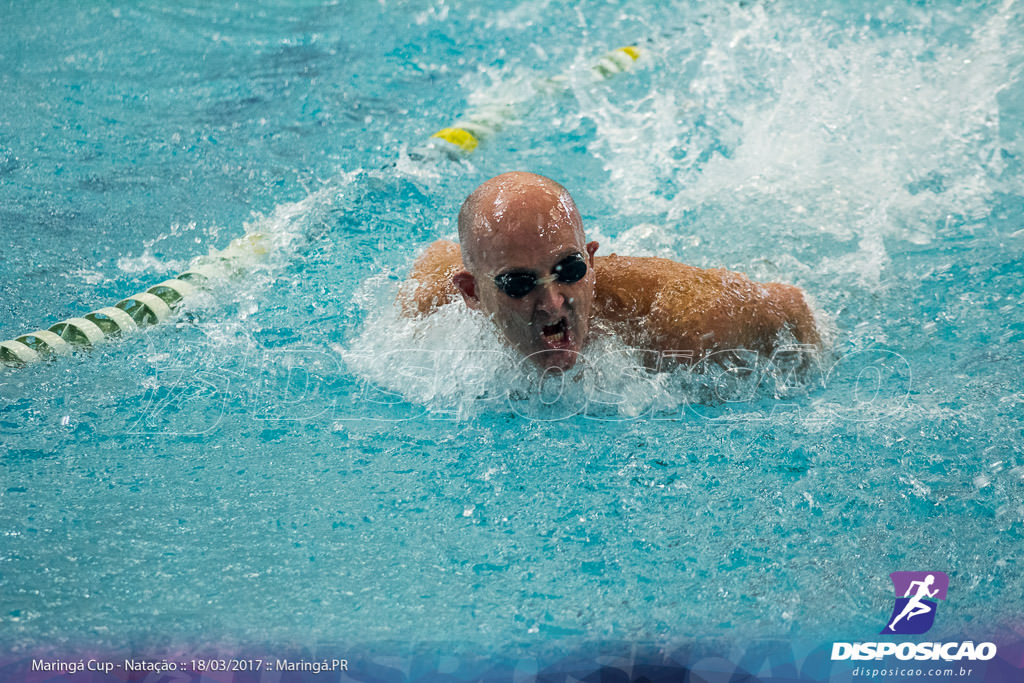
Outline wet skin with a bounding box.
[402,172,821,370]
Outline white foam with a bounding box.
[342,282,826,422]
[564,1,1023,291]
[116,249,187,275]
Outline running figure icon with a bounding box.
[881,571,949,635]
[888,574,938,631]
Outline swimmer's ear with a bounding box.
[453,271,481,310]
[586,240,598,265]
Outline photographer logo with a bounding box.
[831,571,997,662]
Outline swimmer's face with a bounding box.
[455,180,598,371]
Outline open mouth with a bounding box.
[540,318,571,348]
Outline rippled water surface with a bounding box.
[1,0,1023,658]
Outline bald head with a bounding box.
[451,172,598,370]
[457,172,584,274]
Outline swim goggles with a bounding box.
[493,252,588,298]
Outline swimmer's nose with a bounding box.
[534,281,568,317]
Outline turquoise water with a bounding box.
[2,0,1023,665]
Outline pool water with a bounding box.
[2,0,1023,668]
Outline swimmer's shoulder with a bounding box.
[593,254,710,310]
[414,239,462,269]
[596,253,770,300]
[592,254,709,339]
[400,240,463,316]
[595,253,706,282]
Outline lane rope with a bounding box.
[0,233,270,367]
[421,45,640,158]
[1,45,641,369]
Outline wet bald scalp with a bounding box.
[457,171,582,273]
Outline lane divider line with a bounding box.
[423,45,641,158]
[1,233,271,368]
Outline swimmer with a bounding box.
[888,574,939,632]
[401,172,820,370]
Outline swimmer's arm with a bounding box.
[681,275,820,356]
[597,257,820,358]
[661,275,820,357]
[398,239,463,316]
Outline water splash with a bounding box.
[568,1,1023,292]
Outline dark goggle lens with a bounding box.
[494,273,537,298]
[553,253,587,283]
[494,253,587,298]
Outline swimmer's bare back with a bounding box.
[400,240,820,358]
